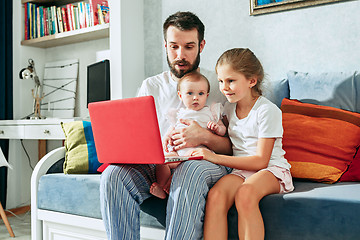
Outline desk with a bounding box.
[0,119,74,159]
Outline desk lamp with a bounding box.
[19,59,44,119]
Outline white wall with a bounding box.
[110,0,144,100]
[144,0,360,82]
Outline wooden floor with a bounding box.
[0,206,31,240]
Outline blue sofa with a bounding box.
[31,71,360,240]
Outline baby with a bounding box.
[150,71,226,199]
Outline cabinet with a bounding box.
[21,0,109,48]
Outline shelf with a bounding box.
[21,0,83,5]
[21,23,109,48]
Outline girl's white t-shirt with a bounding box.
[224,96,291,170]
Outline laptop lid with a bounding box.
[88,96,166,164]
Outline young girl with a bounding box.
[190,48,294,240]
[150,71,226,199]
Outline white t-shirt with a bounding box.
[168,103,223,129]
[224,96,291,170]
[167,103,223,156]
[137,69,226,137]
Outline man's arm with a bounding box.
[170,119,232,155]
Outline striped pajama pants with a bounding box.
[100,160,229,240]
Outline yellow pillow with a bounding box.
[61,121,101,174]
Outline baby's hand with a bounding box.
[207,120,226,136]
[207,121,219,133]
[162,134,173,152]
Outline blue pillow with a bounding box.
[263,78,290,108]
[61,121,101,174]
[287,71,360,112]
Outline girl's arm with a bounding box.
[191,138,276,171]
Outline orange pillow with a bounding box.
[281,98,360,183]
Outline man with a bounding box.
[100,11,232,240]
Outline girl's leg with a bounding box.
[235,170,280,240]
[204,174,244,240]
[150,164,172,199]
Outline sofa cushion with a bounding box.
[37,173,165,229]
[38,174,102,219]
[37,173,360,239]
[260,181,360,240]
[61,121,101,174]
[281,98,360,183]
[287,70,360,112]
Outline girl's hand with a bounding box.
[190,148,217,163]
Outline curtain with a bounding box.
[0,0,13,208]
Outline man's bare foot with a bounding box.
[150,183,167,199]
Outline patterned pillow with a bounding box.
[281,98,360,183]
[61,121,101,174]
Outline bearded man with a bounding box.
[100,11,231,240]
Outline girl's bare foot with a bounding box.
[150,182,167,199]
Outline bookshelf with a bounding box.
[21,0,109,48]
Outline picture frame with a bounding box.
[250,0,350,15]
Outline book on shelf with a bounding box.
[57,7,63,33]
[24,3,28,40]
[89,0,109,26]
[23,0,109,41]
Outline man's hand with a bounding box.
[170,119,206,151]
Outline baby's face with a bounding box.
[178,80,209,111]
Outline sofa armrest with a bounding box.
[31,147,66,240]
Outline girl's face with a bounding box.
[217,64,256,103]
[178,80,209,111]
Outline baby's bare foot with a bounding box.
[150,183,167,199]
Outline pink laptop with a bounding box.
[88,96,202,164]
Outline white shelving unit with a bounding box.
[21,23,109,48]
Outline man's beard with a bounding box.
[167,53,201,79]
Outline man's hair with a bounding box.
[177,71,210,93]
[163,11,205,43]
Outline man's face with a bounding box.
[165,26,205,79]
